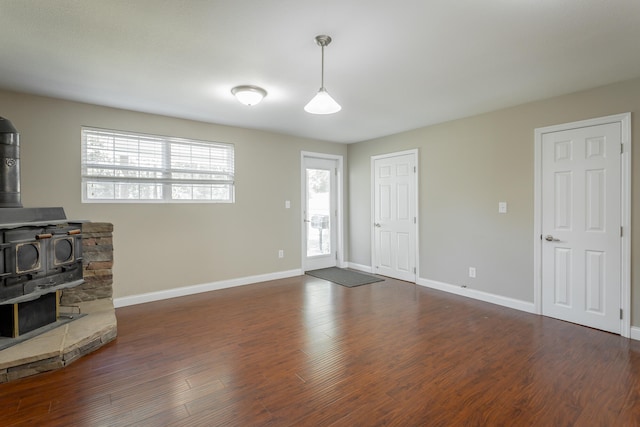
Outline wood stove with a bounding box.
[0,208,84,303]
[0,117,84,338]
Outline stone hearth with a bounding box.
[0,222,116,383]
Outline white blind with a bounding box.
[81,127,235,202]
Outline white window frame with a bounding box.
[81,127,235,203]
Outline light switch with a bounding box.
[285,200,291,209]
[498,202,507,214]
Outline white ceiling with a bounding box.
[1,0,639,143]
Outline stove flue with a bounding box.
[0,116,22,208]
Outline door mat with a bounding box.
[305,267,384,288]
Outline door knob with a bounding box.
[545,235,560,242]
[374,223,381,228]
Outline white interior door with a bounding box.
[372,151,417,282]
[541,122,622,333]
[303,156,337,271]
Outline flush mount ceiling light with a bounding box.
[304,35,341,115]
[231,85,267,106]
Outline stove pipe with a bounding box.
[0,117,22,208]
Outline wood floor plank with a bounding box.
[1,275,640,426]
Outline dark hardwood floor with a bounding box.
[2,275,640,426]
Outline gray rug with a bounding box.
[305,267,384,287]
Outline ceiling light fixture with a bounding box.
[231,85,267,106]
[304,35,341,115]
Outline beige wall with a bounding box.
[0,90,347,300]
[348,77,640,325]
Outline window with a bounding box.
[81,127,234,203]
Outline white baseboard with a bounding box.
[114,267,640,341]
[417,277,536,314]
[113,269,303,308]
[347,262,373,273]
[419,277,640,341]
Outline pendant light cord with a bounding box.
[320,44,325,90]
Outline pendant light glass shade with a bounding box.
[304,88,341,114]
[231,85,267,106]
[305,35,341,115]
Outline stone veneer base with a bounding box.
[0,298,117,383]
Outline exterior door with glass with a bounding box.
[303,157,337,271]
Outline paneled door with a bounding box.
[541,122,622,333]
[303,156,338,271]
[372,151,417,282]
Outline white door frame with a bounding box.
[301,151,344,271]
[370,149,419,280]
[533,113,631,337]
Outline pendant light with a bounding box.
[231,85,267,106]
[304,35,341,115]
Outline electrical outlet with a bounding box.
[278,250,284,258]
[469,267,476,278]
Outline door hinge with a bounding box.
[621,226,623,237]
[620,309,623,320]
[413,267,416,274]
[621,143,624,154]
[413,166,416,173]
[414,217,416,224]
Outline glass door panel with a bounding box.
[306,168,331,257]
